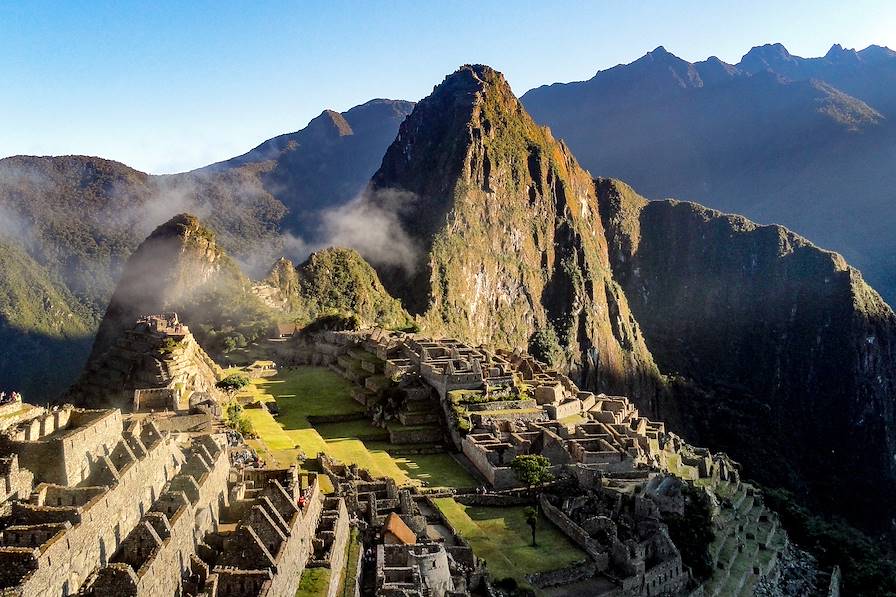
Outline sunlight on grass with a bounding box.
[433,498,585,586]
[242,367,475,489]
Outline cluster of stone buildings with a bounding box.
[319,454,483,597]
[0,398,329,596]
[66,314,224,416]
[0,317,828,596]
[295,330,804,596]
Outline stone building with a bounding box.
[0,403,230,597]
[66,314,224,412]
[184,466,325,597]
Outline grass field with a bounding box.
[432,498,586,586]
[238,367,475,489]
[295,567,330,597]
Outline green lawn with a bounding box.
[433,498,586,586]
[239,367,475,488]
[296,567,330,597]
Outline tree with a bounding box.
[217,374,250,393]
[528,326,563,366]
[511,454,554,493]
[524,506,538,547]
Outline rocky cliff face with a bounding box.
[597,177,896,529]
[365,65,662,397]
[521,43,896,304]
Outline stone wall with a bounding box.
[461,440,516,489]
[215,475,324,597]
[324,500,350,597]
[82,435,230,596]
[454,493,533,507]
[526,559,596,589]
[539,495,607,566]
[1,409,123,486]
[388,426,443,444]
[0,428,182,596]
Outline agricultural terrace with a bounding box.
[234,366,475,489]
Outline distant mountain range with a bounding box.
[522,43,896,303]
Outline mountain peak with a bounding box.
[432,64,513,101]
[148,212,215,243]
[738,42,798,73]
[858,44,896,65]
[305,108,354,139]
[825,43,860,62]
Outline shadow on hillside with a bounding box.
[0,325,94,403]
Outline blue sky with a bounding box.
[2,0,894,174]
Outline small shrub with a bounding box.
[216,374,250,393]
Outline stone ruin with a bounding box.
[295,330,815,595]
[0,403,230,596]
[0,394,334,597]
[66,314,224,414]
[319,453,483,597]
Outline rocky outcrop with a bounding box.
[67,315,223,410]
[364,65,662,398]
[597,177,896,530]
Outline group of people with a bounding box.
[0,391,22,405]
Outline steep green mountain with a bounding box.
[596,177,896,532]
[521,43,896,303]
[265,248,412,329]
[0,241,94,399]
[364,64,663,397]
[88,214,275,366]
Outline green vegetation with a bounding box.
[763,487,896,596]
[237,367,474,488]
[448,389,492,405]
[295,567,329,597]
[273,248,412,331]
[528,326,562,367]
[224,401,255,437]
[216,373,251,393]
[433,498,585,587]
[0,240,95,399]
[511,455,553,492]
[158,337,181,355]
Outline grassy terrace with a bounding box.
[236,367,475,489]
[433,498,586,587]
[295,567,329,597]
